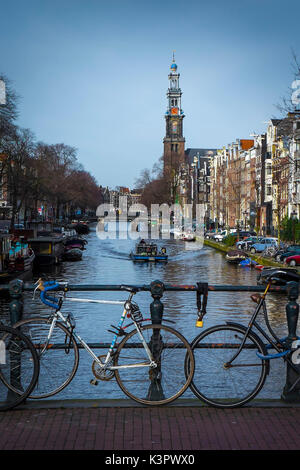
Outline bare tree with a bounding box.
[276,49,300,115]
[0,75,19,140]
[0,127,36,228]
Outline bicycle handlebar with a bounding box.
[39,281,61,309]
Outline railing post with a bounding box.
[281,281,300,403]
[7,279,24,401]
[149,280,165,324]
[147,280,165,402]
[9,279,24,325]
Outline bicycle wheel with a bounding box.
[187,324,269,408]
[114,323,195,406]
[13,317,79,399]
[0,325,39,411]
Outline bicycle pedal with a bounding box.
[90,378,99,386]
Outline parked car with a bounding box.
[235,231,256,238]
[213,230,229,242]
[284,254,300,267]
[221,230,257,246]
[250,238,279,254]
[236,236,263,250]
[205,230,218,239]
[276,245,300,263]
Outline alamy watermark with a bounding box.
[96,197,206,250]
[0,340,6,364]
[0,80,6,105]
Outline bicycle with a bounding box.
[261,246,277,258]
[13,279,195,406]
[185,276,300,408]
[0,324,39,411]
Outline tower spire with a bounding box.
[163,55,185,178]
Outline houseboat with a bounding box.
[0,234,35,283]
[27,236,65,267]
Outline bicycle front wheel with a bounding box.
[188,324,269,408]
[0,325,39,411]
[114,323,195,406]
[13,317,79,399]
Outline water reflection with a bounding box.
[0,224,291,400]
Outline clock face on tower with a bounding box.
[171,107,178,115]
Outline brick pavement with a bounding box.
[0,401,300,451]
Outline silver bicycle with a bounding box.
[13,279,195,406]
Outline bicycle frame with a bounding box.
[41,293,156,372]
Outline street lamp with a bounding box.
[291,209,298,244]
[243,210,249,230]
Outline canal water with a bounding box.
[1,223,291,401]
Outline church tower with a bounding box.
[163,54,185,175]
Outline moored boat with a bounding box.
[72,221,90,235]
[225,249,248,264]
[63,237,87,251]
[62,247,83,261]
[28,236,65,267]
[0,234,35,284]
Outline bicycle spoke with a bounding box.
[114,324,194,405]
[13,318,79,399]
[189,325,268,408]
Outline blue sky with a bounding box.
[1,0,300,188]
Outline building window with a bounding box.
[266,163,272,175]
[266,184,272,196]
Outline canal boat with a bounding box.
[62,247,83,261]
[239,258,257,267]
[225,249,248,264]
[28,235,65,267]
[63,236,87,251]
[130,241,168,262]
[72,221,90,235]
[0,234,35,284]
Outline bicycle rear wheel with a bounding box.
[13,317,79,399]
[114,323,195,406]
[0,325,39,411]
[187,324,269,408]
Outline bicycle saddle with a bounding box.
[251,294,262,304]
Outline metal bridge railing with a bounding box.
[2,278,300,403]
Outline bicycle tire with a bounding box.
[187,324,269,408]
[114,323,195,406]
[13,317,79,399]
[0,325,39,411]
